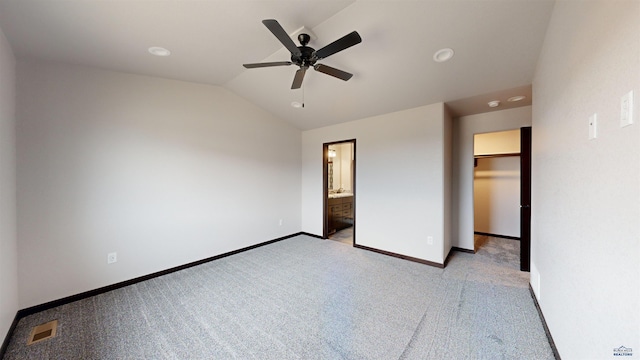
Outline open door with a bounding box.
[323,140,356,244]
[520,127,532,272]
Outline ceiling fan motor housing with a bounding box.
[292,34,316,67]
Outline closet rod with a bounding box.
[474,152,520,159]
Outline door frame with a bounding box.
[323,139,356,243]
[520,126,532,272]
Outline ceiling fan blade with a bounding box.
[314,31,362,60]
[291,67,307,89]
[314,64,353,81]
[262,19,302,57]
[243,61,292,69]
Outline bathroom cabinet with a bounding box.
[328,195,353,234]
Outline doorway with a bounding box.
[323,140,356,245]
[472,128,531,271]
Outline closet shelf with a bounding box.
[474,152,520,159]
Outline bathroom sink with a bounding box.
[328,192,353,198]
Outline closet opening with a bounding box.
[473,128,531,271]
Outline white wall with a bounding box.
[302,103,450,264]
[442,106,453,259]
[452,106,531,250]
[473,157,520,237]
[531,1,639,358]
[16,60,302,308]
[0,26,18,343]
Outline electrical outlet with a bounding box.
[588,113,597,140]
[621,90,634,127]
[107,252,117,264]
[427,236,434,245]
[278,219,283,226]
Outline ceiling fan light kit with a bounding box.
[243,19,362,90]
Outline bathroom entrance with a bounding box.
[323,140,355,245]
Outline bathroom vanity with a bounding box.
[328,194,353,234]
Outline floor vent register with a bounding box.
[27,320,58,345]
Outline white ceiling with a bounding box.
[0,0,555,130]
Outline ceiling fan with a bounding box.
[243,19,362,89]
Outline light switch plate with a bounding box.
[621,90,634,127]
[589,113,597,140]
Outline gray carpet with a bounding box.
[3,235,554,359]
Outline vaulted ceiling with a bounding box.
[0,0,555,129]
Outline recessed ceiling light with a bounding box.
[488,100,500,108]
[291,101,303,108]
[148,47,171,57]
[433,48,454,63]
[507,95,526,102]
